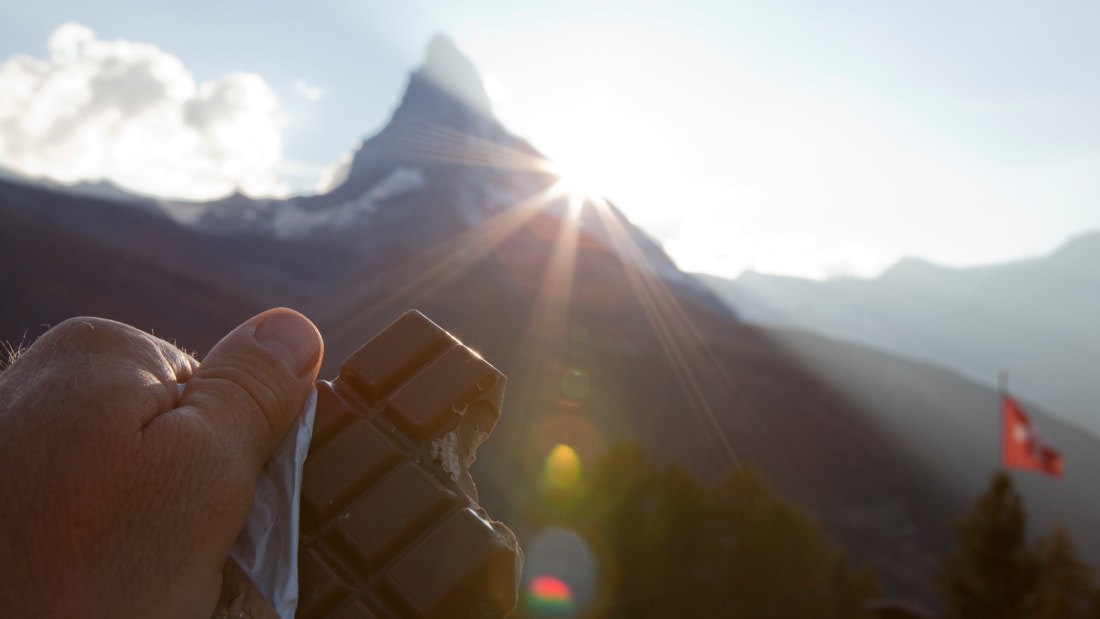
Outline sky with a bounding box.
[1,1,1098,280]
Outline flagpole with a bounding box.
[998,370,1008,472]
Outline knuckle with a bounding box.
[2,317,171,413]
[41,316,150,358]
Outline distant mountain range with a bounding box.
[2,34,1097,608]
[697,235,1100,434]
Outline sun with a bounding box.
[538,155,609,210]
[554,158,605,202]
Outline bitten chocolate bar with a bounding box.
[297,311,521,619]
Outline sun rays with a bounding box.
[585,194,744,468]
[328,115,745,475]
[513,188,584,371]
[375,115,548,173]
[312,115,777,618]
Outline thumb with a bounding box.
[178,308,323,475]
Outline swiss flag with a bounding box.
[1002,394,1063,477]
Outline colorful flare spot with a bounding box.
[526,575,575,615]
[523,527,598,617]
[544,444,582,492]
[532,575,572,601]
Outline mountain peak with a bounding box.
[413,33,491,116]
[320,34,505,202]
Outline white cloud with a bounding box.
[314,148,353,194]
[292,79,324,102]
[0,22,288,199]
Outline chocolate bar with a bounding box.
[297,311,521,618]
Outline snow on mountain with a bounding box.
[271,167,426,239]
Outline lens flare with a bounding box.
[559,368,591,400]
[529,412,607,467]
[522,527,598,618]
[526,575,575,615]
[543,443,582,492]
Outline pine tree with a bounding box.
[1028,525,1098,619]
[708,466,877,618]
[942,471,1035,619]
[575,444,876,618]
[582,446,714,618]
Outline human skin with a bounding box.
[0,308,323,618]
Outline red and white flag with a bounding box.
[1002,394,1063,477]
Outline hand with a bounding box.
[0,308,323,618]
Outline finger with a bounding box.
[213,559,280,619]
[175,308,322,475]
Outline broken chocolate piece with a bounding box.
[298,310,521,619]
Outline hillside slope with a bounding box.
[697,239,1100,434]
